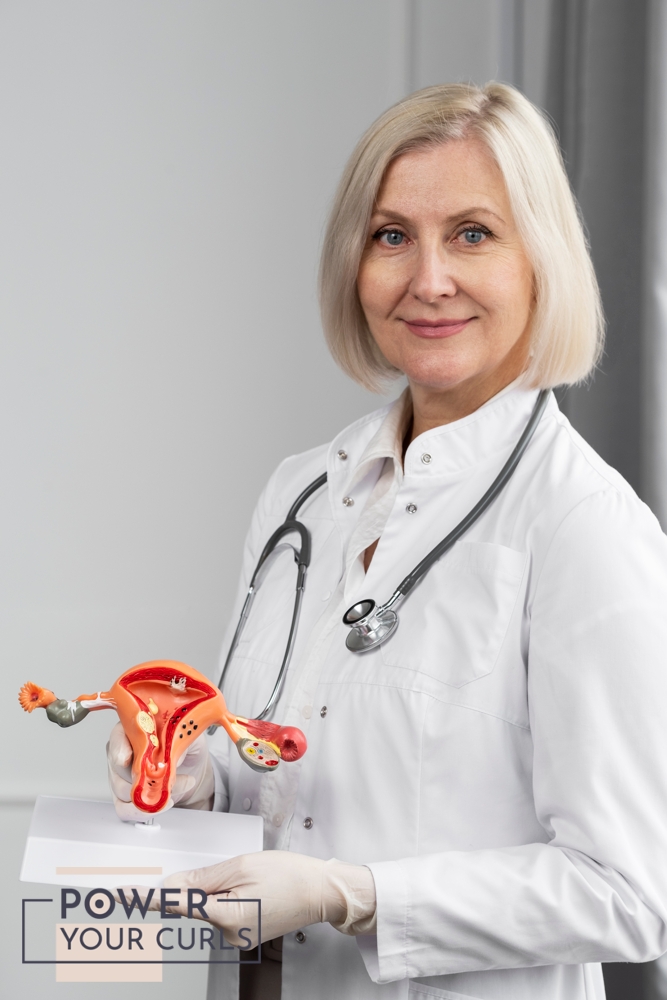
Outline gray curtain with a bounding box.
[546,2,663,998]
[546,0,648,498]
[642,0,667,530]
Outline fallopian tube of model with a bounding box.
[18,660,307,814]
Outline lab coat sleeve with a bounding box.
[362,487,667,983]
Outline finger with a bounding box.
[113,797,144,822]
[170,773,197,803]
[193,897,260,948]
[113,885,162,912]
[158,868,261,946]
[108,767,133,803]
[107,722,133,776]
[178,735,208,765]
[156,877,247,933]
[162,856,243,894]
[138,871,211,919]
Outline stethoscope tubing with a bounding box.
[210,472,328,728]
[211,390,550,722]
[341,388,551,650]
[394,387,550,601]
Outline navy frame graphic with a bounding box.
[22,898,262,964]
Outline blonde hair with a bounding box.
[319,82,604,392]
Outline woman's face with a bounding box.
[357,137,535,410]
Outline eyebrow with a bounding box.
[371,205,506,226]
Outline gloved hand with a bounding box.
[107,721,214,822]
[135,851,376,947]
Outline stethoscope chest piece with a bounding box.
[340,389,550,657]
[343,599,399,652]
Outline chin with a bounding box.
[400,355,482,392]
[379,332,489,387]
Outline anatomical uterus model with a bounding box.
[19,660,307,814]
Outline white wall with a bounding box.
[1,0,554,804]
[411,0,551,102]
[0,0,412,802]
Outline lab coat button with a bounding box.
[342,496,354,507]
[320,706,327,718]
[273,813,284,827]
[302,705,312,719]
[242,798,252,811]
[303,816,313,829]
[421,453,432,464]
[406,503,418,514]
[295,931,306,943]
[337,450,348,460]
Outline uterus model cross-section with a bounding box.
[18,660,307,814]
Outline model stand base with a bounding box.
[20,795,263,889]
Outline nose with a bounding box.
[408,243,457,303]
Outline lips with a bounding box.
[403,318,473,338]
[19,659,308,814]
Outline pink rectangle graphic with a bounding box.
[55,924,162,983]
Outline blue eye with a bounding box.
[462,228,486,244]
[375,229,405,246]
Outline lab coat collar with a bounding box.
[402,377,543,479]
[346,388,412,494]
[328,377,546,493]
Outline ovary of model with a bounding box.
[19,660,307,814]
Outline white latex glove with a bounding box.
[106,720,214,822]
[133,851,376,947]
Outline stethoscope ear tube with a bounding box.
[343,389,551,652]
[209,471,328,730]
[253,519,313,580]
[285,471,328,521]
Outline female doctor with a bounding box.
[108,83,667,1000]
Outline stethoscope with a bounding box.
[214,389,550,721]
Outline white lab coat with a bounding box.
[207,386,667,1000]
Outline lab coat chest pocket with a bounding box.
[380,541,527,687]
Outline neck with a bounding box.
[407,368,526,443]
[407,320,533,441]
[406,320,535,443]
